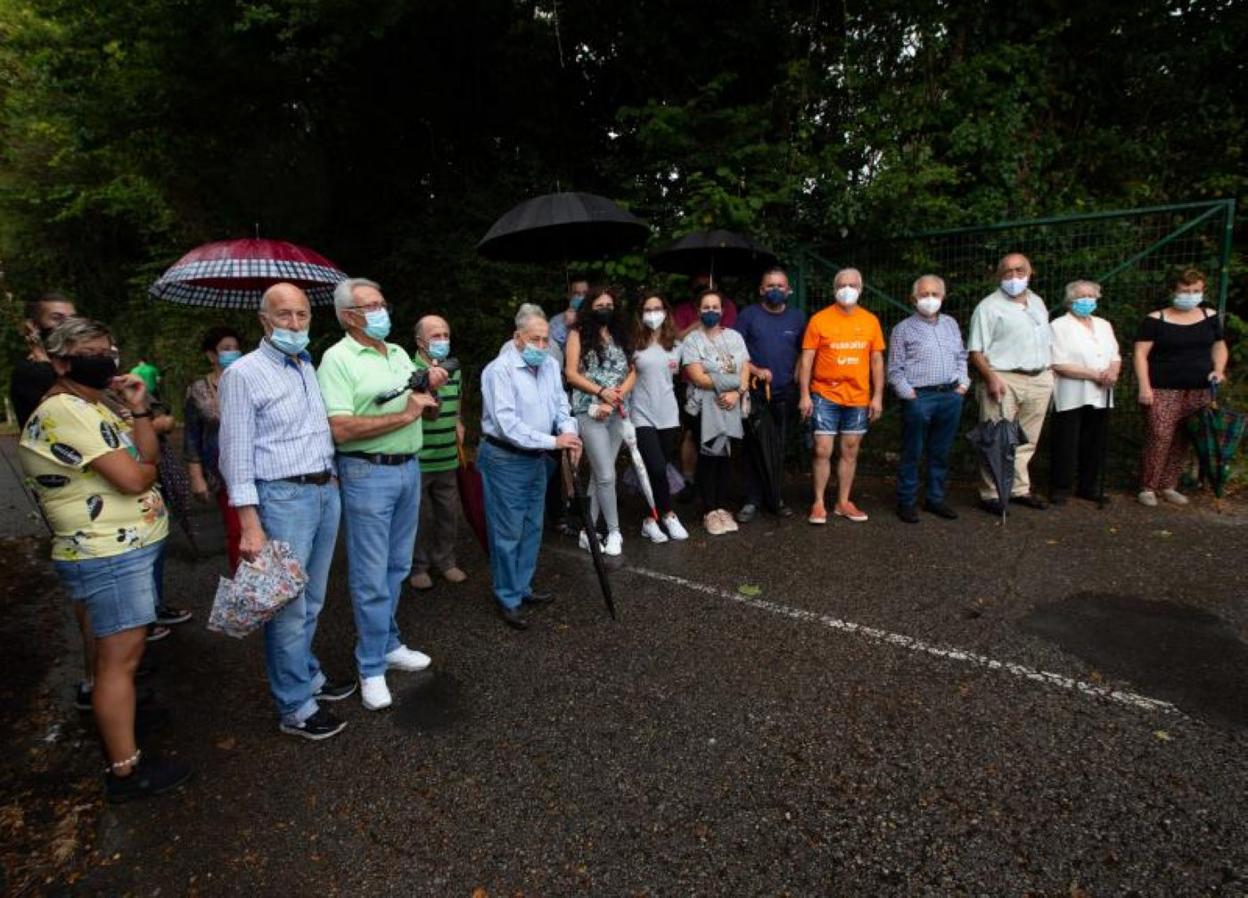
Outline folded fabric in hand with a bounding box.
[207,540,308,638]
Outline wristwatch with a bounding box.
[131,409,153,419]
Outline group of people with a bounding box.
[9,252,1227,803]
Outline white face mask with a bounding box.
[835,286,860,306]
[1001,276,1029,297]
[916,296,942,317]
[642,310,666,330]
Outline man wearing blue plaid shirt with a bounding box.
[886,275,969,523]
[219,283,355,742]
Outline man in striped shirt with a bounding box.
[409,315,467,590]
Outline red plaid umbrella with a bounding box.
[149,238,346,308]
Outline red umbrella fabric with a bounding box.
[149,238,346,308]
[456,445,489,555]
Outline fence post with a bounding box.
[1217,198,1236,318]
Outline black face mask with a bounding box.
[38,326,56,342]
[65,355,118,390]
[591,307,614,326]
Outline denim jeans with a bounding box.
[256,478,341,724]
[478,441,547,610]
[896,389,964,507]
[338,456,421,678]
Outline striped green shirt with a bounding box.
[413,355,461,473]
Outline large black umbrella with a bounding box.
[649,229,778,279]
[744,379,784,512]
[966,417,1028,524]
[477,192,649,263]
[563,449,616,620]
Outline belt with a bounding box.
[914,383,961,394]
[339,451,415,466]
[1003,368,1046,377]
[279,470,333,485]
[484,434,547,458]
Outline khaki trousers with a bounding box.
[976,369,1054,500]
[413,468,460,574]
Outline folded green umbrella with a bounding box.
[1184,385,1246,505]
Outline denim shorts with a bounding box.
[811,394,869,435]
[53,540,163,638]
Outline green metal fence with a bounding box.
[792,199,1236,487]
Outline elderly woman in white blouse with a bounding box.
[1048,279,1121,504]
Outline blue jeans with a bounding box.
[338,456,421,678]
[54,540,163,638]
[478,441,547,610]
[896,389,964,507]
[256,479,341,724]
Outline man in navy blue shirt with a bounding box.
[735,267,806,521]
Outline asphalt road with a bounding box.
[5,437,1247,896]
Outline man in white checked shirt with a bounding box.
[219,283,356,742]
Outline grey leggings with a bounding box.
[577,412,624,532]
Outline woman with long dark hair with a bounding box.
[565,285,635,556]
[629,293,688,541]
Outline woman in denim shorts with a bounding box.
[20,318,191,802]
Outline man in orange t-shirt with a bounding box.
[798,267,885,524]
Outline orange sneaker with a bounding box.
[834,501,869,522]
[808,502,827,525]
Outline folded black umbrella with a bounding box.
[649,229,778,278]
[562,449,616,620]
[966,417,1028,524]
[477,192,649,263]
[744,380,784,512]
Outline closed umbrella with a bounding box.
[477,192,649,263]
[1184,383,1246,511]
[149,238,346,308]
[744,378,784,512]
[563,450,616,620]
[456,445,489,554]
[617,407,659,522]
[966,417,1028,524]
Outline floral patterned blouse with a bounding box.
[571,338,630,416]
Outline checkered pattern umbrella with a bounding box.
[149,238,346,308]
[1184,387,1246,500]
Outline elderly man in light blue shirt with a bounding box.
[219,282,353,742]
[479,303,581,630]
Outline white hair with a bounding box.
[833,267,863,288]
[515,303,547,330]
[1063,279,1102,307]
[911,274,946,297]
[333,277,382,317]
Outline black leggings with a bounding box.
[696,443,739,512]
[634,426,679,515]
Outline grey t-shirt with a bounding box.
[631,341,681,429]
[680,328,749,414]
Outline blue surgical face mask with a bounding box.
[522,343,548,367]
[1172,292,1203,311]
[362,308,391,341]
[1071,298,1097,318]
[427,339,450,360]
[217,349,241,368]
[700,310,722,328]
[763,287,787,306]
[1001,277,1029,298]
[569,294,585,311]
[270,328,310,356]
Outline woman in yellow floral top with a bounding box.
[19,318,190,802]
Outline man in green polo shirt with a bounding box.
[317,277,445,713]
[408,314,467,591]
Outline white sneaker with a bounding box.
[640,518,669,543]
[359,675,392,711]
[1160,488,1189,506]
[385,644,431,672]
[604,530,623,555]
[1137,490,1158,507]
[578,530,603,553]
[663,513,689,541]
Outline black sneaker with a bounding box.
[314,679,357,702]
[155,605,193,626]
[279,708,346,741]
[74,683,93,711]
[105,754,193,804]
[145,624,171,643]
[735,503,759,523]
[922,501,959,520]
[896,504,920,524]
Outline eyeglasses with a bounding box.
[351,301,387,315]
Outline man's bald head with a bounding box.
[997,253,1032,279]
[415,314,450,343]
[259,282,312,335]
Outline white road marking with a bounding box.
[598,556,1179,715]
